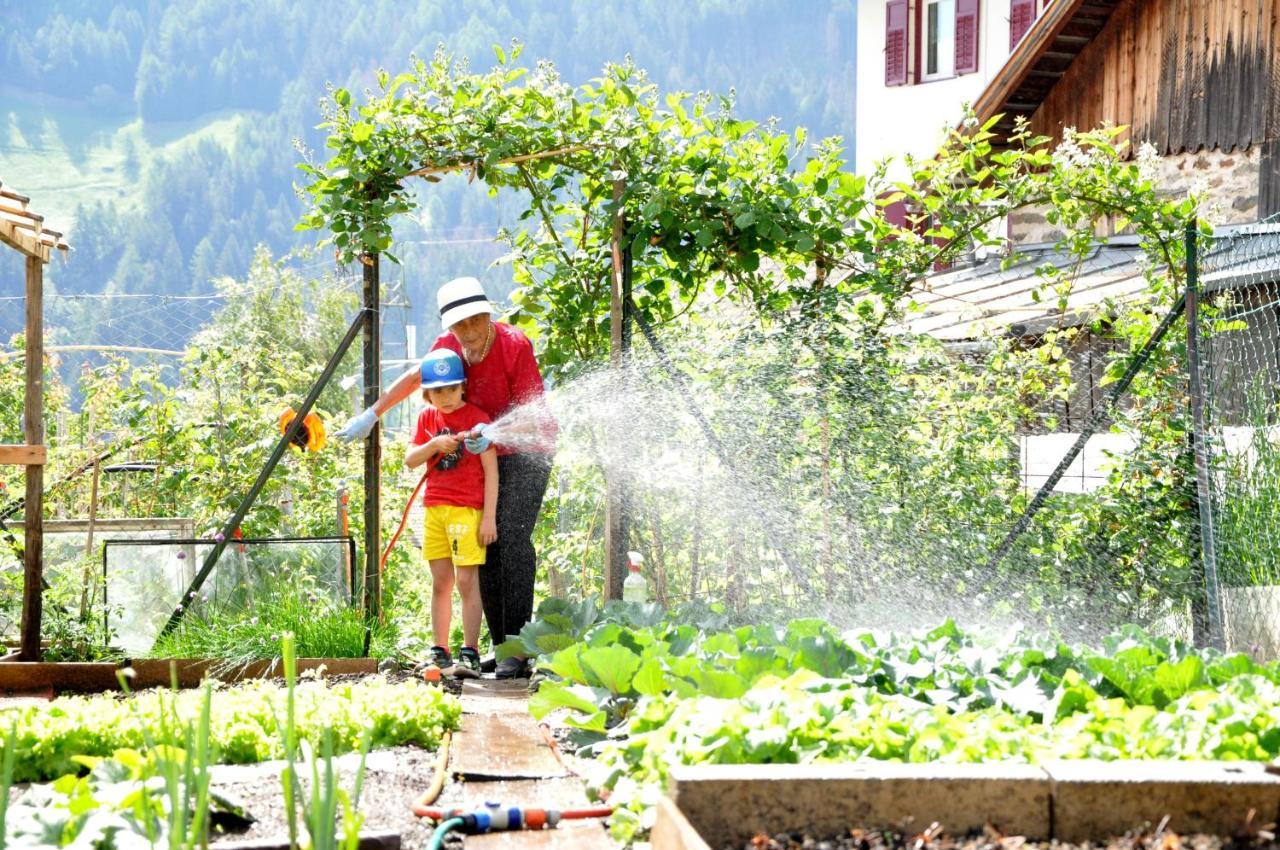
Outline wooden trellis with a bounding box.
[0,180,69,662]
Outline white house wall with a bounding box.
[856,0,1019,180]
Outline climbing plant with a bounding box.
[297,45,1209,620]
[297,45,1198,375]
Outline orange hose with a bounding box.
[380,469,429,582]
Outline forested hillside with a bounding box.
[1,0,854,345]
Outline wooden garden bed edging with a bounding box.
[652,761,1280,849]
[0,658,379,694]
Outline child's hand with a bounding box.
[429,433,460,455]
[479,516,497,545]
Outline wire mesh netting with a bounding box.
[103,536,356,654]
[1195,222,1280,656]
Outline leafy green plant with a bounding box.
[275,634,373,850]
[1,719,14,849]
[0,682,243,849]
[0,670,460,784]
[519,602,1278,743]
[513,605,1280,844]
[1215,386,1280,586]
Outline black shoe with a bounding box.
[455,647,481,679]
[429,645,452,669]
[480,653,497,673]
[495,655,529,679]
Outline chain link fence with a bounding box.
[1195,221,1280,656]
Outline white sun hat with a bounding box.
[437,276,493,329]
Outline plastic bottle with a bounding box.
[622,551,647,603]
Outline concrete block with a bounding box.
[669,762,1052,848]
[651,796,713,850]
[1046,760,1280,842]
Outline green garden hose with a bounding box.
[428,816,465,849]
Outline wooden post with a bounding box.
[604,178,631,600]
[19,255,43,662]
[362,252,381,619]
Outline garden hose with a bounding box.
[410,730,452,817]
[379,468,429,584]
[537,721,583,779]
[427,816,465,850]
[418,803,615,835]
[277,407,327,452]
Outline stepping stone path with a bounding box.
[449,679,616,849]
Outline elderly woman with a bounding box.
[337,277,556,678]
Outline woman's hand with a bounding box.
[479,515,498,545]
[334,407,379,441]
[463,423,491,453]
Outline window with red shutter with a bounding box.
[885,0,909,86]
[1010,0,1037,49]
[955,0,980,74]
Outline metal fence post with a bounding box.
[1186,220,1226,650]
[363,252,381,619]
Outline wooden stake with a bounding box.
[405,144,591,179]
[19,255,43,662]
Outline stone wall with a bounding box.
[1011,146,1261,244]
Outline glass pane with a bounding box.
[927,0,957,77]
[928,3,940,75]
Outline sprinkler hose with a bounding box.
[410,731,452,817]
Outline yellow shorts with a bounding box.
[423,504,487,565]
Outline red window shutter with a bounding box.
[885,0,909,87]
[955,0,980,74]
[882,197,910,229]
[1010,0,1037,49]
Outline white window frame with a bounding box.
[921,0,957,81]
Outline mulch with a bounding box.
[210,744,443,848]
[735,819,1280,850]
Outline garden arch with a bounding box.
[297,51,1200,607]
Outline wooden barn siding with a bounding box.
[1029,0,1280,214]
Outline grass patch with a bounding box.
[149,590,388,662]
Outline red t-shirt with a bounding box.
[412,402,492,509]
[431,322,558,455]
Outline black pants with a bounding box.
[480,452,552,646]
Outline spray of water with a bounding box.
[475,400,558,455]
[478,316,1192,644]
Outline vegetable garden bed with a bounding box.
[499,599,1280,845]
[1,635,460,848]
[651,761,1280,849]
[0,657,379,695]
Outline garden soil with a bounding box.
[205,674,612,848]
[734,822,1280,850]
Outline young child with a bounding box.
[405,348,498,677]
